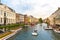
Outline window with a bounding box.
[1,18,2,23]
[4,12,6,16]
[0,10,2,15]
[6,12,8,16]
[6,18,8,23]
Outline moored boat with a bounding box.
[45,26,53,30]
[53,29,60,33]
[32,29,38,36]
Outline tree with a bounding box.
[39,18,43,23]
[46,18,50,28]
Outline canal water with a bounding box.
[7,23,60,40]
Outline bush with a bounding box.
[0,23,25,30]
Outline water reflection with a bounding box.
[7,23,60,40]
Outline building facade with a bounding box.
[0,3,16,25]
[19,14,24,23]
[0,3,38,25]
[48,8,60,25]
[16,13,20,24]
[29,16,38,24]
[24,15,29,24]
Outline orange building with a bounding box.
[16,13,20,24]
[24,15,29,24]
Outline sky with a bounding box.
[1,0,60,19]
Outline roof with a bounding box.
[0,3,3,5]
[0,3,15,12]
[8,7,15,12]
[52,8,60,15]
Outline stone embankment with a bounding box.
[0,28,22,40]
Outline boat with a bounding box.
[45,26,53,30]
[32,29,38,36]
[53,29,60,33]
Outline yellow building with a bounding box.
[29,16,38,24]
[24,15,38,24]
[24,15,31,24]
[0,3,16,25]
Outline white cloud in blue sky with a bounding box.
[1,0,60,19]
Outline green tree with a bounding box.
[46,18,50,28]
[39,18,43,23]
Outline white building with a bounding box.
[0,3,16,25]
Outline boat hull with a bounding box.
[53,30,60,33]
[32,33,38,36]
[45,27,53,30]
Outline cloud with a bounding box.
[2,0,60,19]
[10,0,20,6]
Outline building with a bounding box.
[16,13,20,24]
[48,8,60,25]
[0,3,16,25]
[0,3,38,25]
[29,16,38,24]
[24,15,29,24]
[54,15,60,25]
[19,14,24,23]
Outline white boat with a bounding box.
[45,27,53,30]
[32,30,38,36]
[32,32,38,36]
[53,29,60,33]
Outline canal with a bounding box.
[7,23,60,40]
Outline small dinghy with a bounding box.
[45,26,53,30]
[32,29,38,36]
[45,27,52,30]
